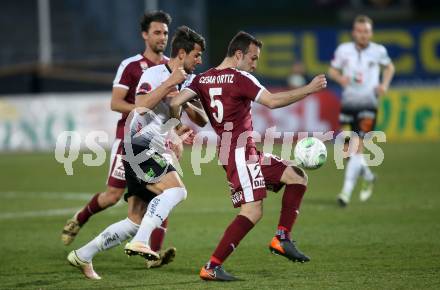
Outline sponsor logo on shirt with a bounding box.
[140,61,149,71]
[145,168,155,179]
[152,154,167,168]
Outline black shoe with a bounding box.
[337,197,348,207]
[269,237,310,263]
[200,265,238,281]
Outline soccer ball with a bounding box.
[294,137,327,170]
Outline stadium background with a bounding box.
[0,0,439,289]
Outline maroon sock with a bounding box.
[208,215,254,269]
[277,184,307,240]
[150,218,168,251]
[76,193,104,225]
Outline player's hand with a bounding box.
[375,84,388,97]
[182,131,195,145]
[175,124,194,145]
[169,140,183,160]
[307,74,327,93]
[167,67,187,86]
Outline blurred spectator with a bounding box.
[287,61,307,89]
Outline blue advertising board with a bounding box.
[250,25,440,86]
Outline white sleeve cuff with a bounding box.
[113,84,129,90]
[254,88,265,103]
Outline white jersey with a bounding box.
[331,42,391,108]
[131,64,194,150]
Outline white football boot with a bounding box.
[124,241,160,260]
[359,175,375,202]
[67,250,101,280]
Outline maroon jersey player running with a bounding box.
[61,11,175,268]
[171,31,327,281]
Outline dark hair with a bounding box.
[227,31,263,57]
[140,10,172,32]
[170,26,206,58]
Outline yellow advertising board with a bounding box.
[376,88,440,141]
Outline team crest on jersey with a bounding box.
[138,82,152,94]
[140,61,149,71]
[247,163,265,189]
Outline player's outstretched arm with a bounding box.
[257,74,327,109]
[183,99,208,127]
[136,67,187,109]
[170,88,198,122]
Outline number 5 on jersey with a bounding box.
[209,87,224,123]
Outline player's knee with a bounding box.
[253,208,263,223]
[283,166,308,186]
[254,210,263,222]
[239,201,262,224]
[242,210,262,224]
[146,184,163,195]
[293,166,308,185]
[105,187,125,205]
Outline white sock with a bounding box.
[76,218,139,262]
[360,155,374,181]
[131,187,187,244]
[340,154,363,200]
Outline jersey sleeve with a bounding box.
[135,69,158,96]
[113,61,132,90]
[378,45,391,66]
[330,45,344,70]
[181,74,196,90]
[237,71,266,102]
[185,74,200,95]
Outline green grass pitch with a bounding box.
[0,142,439,289]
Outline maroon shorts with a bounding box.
[224,146,289,208]
[106,139,126,188]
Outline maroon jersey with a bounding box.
[113,54,169,139]
[187,67,265,150]
[188,68,290,208]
